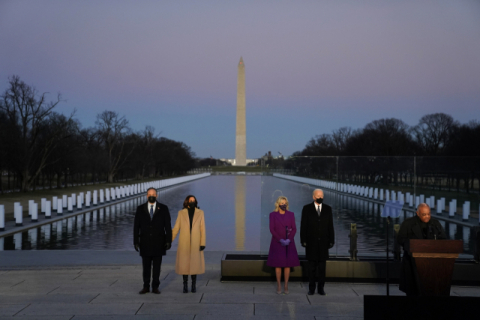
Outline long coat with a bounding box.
[172,208,206,275]
[133,201,172,257]
[300,202,335,261]
[397,215,446,295]
[266,210,300,268]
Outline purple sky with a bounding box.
[1,0,480,158]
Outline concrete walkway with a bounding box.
[1,251,479,319]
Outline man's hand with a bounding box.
[165,243,171,250]
[200,246,205,251]
[134,244,139,252]
[328,243,334,249]
[301,243,307,248]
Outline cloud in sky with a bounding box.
[1,0,479,158]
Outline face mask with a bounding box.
[315,198,323,204]
[279,204,287,211]
[189,201,196,208]
[148,196,156,203]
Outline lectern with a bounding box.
[407,239,463,296]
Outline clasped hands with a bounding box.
[279,239,291,246]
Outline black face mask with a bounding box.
[315,198,323,204]
[188,201,196,208]
[148,196,156,203]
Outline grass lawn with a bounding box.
[211,166,267,172]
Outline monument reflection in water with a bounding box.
[235,175,246,251]
[0,175,476,259]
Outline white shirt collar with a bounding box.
[315,202,322,211]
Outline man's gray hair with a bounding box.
[417,203,430,211]
[312,188,323,196]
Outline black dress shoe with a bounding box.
[139,287,150,294]
[308,290,315,295]
[191,275,197,293]
[152,287,161,294]
[318,287,326,295]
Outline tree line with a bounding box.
[0,76,196,193]
[296,115,480,157]
[287,115,480,193]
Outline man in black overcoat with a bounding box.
[134,187,172,294]
[397,203,446,296]
[300,189,335,295]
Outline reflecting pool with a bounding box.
[1,175,475,258]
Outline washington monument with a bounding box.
[235,57,246,166]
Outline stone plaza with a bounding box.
[1,251,479,319]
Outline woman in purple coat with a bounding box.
[267,196,300,294]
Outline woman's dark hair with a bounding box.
[183,195,198,209]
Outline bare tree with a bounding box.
[0,76,75,192]
[412,113,457,155]
[136,126,158,178]
[302,134,336,156]
[95,110,134,182]
[345,118,417,156]
[332,127,353,154]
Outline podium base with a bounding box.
[364,295,478,320]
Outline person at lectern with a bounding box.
[134,187,172,294]
[397,203,447,296]
[172,195,206,293]
[300,189,335,296]
[266,196,300,294]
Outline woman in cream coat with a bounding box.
[172,195,206,293]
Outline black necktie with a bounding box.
[150,206,154,220]
[317,206,321,217]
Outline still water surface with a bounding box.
[1,176,475,258]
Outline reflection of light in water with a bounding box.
[0,237,3,251]
[235,176,246,251]
[56,221,62,239]
[14,233,21,250]
[44,225,51,242]
[77,215,82,233]
[301,183,311,195]
[463,227,470,250]
[449,224,456,239]
[67,217,73,234]
[28,228,37,248]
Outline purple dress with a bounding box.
[266,210,300,268]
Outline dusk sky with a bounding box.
[1,0,479,159]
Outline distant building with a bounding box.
[220,158,257,166]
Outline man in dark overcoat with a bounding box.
[397,203,446,296]
[300,189,335,295]
[134,187,172,294]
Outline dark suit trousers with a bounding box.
[142,256,162,288]
[308,260,326,292]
